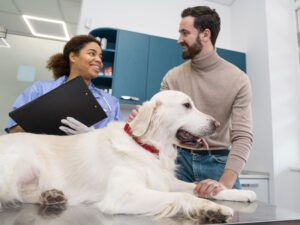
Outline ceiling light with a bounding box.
[0,38,10,48]
[22,15,70,41]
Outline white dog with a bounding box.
[0,90,255,222]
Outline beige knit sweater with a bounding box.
[160,50,253,175]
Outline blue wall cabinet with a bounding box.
[146,36,181,100]
[90,28,246,104]
[112,30,150,104]
[90,28,181,103]
[216,48,246,73]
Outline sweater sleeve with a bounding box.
[160,71,171,91]
[225,75,253,174]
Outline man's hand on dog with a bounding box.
[194,179,226,199]
[127,105,141,122]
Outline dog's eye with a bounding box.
[183,102,191,109]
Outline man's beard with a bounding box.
[181,37,203,60]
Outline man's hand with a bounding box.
[59,117,94,135]
[194,169,238,198]
[194,179,226,199]
[127,105,141,122]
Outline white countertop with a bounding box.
[239,170,269,179]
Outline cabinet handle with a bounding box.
[241,183,259,188]
[120,96,140,102]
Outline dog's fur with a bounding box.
[0,90,255,221]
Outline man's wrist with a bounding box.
[219,169,238,189]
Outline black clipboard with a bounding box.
[9,76,107,135]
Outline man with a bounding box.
[160,6,253,198]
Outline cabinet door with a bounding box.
[240,178,269,203]
[112,30,149,104]
[146,36,180,100]
[216,48,246,72]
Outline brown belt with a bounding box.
[178,147,229,156]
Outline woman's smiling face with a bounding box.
[69,41,103,82]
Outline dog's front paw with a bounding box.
[230,190,256,202]
[40,189,67,206]
[213,189,257,202]
[243,190,257,202]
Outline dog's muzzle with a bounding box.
[176,129,204,149]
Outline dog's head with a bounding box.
[128,90,219,149]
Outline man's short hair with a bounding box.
[181,6,221,46]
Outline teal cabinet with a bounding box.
[112,30,149,104]
[90,28,246,104]
[216,48,246,72]
[146,36,180,100]
[90,28,181,103]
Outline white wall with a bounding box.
[0,34,65,133]
[231,0,274,175]
[266,0,300,211]
[77,0,233,49]
[230,0,300,211]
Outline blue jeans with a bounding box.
[175,147,241,189]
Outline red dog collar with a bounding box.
[124,123,159,156]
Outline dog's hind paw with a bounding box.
[40,189,67,206]
[201,204,233,223]
[39,204,66,217]
[186,199,233,222]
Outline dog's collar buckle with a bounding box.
[124,123,159,156]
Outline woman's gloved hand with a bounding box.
[59,117,94,135]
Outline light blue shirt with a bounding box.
[5,76,121,133]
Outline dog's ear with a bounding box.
[129,100,158,137]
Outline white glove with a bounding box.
[59,117,94,135]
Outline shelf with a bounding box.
[102,48,115,53]
[97,75,112,79]
[90,28,117,91]
[90,28,117,42]
[90,28,117,50]
[92,76,112,89]
[102,49,115,62]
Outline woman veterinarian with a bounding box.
[5,35,121,134]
